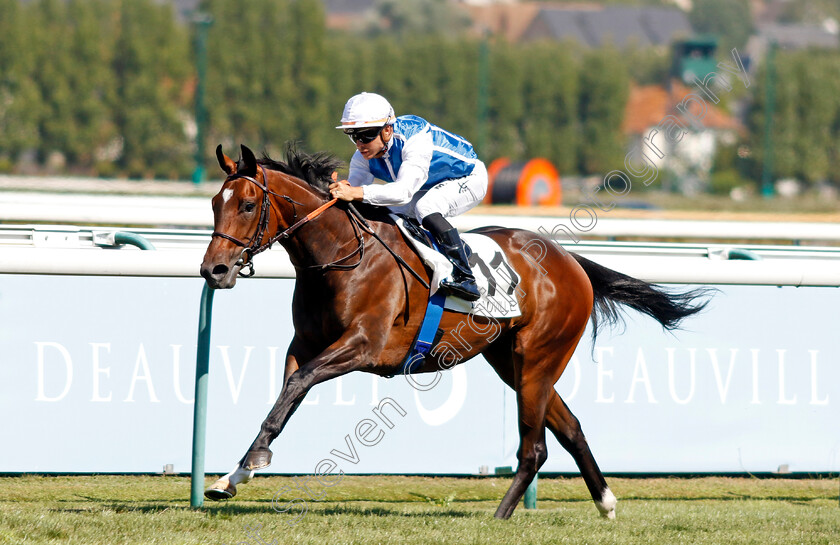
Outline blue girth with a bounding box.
[399,290,446,374]
[399,235,446,374]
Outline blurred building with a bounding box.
[521,4,692,47]
[746,0,840,66]
[745,21,839,68]
[672,36,719,83]
[623,81,743,194]
[465,2,692,47]
[461,1,544,41]
[323,0,377,31]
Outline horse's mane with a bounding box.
[250,143,392,223]
[253,143,344,196]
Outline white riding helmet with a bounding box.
[335,92,396,130]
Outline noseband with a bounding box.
[211,165,364,277]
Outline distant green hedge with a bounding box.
[2,0,838,187]
[0,0,630,179]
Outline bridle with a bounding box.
[211,165,365,277]
[211,164,430,289]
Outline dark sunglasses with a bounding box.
[344,126,384,144]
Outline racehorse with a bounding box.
[199,144,711,520]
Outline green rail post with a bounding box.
[524,474,537,509]
[191,283,215,508]
[760,41,776,199]
[113,232,156,251]
[93,231,156,251]
[192,13,213,185]
[727,248,761,261]
[476,34,490,158]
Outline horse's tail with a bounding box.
[571,252,714,343]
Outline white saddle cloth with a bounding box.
[392,215,523,319]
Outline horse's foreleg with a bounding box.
[545,393,616,519]
[241,336,370,470]
[205,342,308,501]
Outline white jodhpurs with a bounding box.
[389,161,488,223]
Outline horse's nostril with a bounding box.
[212,264,229,276]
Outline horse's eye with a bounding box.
[243,202,256,213]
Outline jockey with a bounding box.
[329,92,487,302]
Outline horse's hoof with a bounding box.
[242,449,272,470]
[596,488,617,520]
[205,479,236,501]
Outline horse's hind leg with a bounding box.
[482,334,566,519]
[494,377,551,520]
[545,393,616,519]
[484,339,615,519]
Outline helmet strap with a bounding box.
[374,125,392,158]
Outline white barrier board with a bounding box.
[0,275,837,474]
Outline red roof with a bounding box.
[622,80,743,135]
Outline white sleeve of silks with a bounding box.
[347,150,375,187]
[361,129,433,207]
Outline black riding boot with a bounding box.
[433,228,481,302]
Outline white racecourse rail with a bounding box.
[0,223,839,286]
[3,190,840,243]
[0,221,838,475]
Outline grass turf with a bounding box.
[1,475,838,544]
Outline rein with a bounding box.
[212,165,359,276]
[347,204,429,289]
[211,165,429,288]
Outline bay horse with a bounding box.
[199,144,710,520]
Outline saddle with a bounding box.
[395,214,473,256]
[391,214,524,374]
[390,213,522,317]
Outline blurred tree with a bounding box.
[370,0,471,37]
[112,0,191,178]
[485,42,525,160]
[793,53,836,185]
[290,0,331,150]
[401,36,444,120]
[64,0,119,169]
[778,0,840,24]
[578,47,629,175]
[0,0,42,168]
[433,39,480,146]
[521,42,579,173]
[0,0,715,182]
[322,38,373,160]
[623,46,671,86]
[689,0,753,52]
[709,140,752,195]
[596,0,669,4]
[31,0,76,167]
[826,54,840,185]
[367,36,409,115]
[747,51,799,185]
[203,0,296,160]
[769,53,799,182]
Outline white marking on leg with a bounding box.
[596,487,617,519]
[222,188,234,203]
[226,465,254,486]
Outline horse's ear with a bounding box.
[216,144,237,175]
[240,144,257,177]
